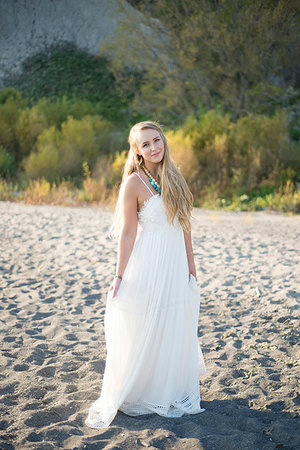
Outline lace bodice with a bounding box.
[138,194,181,232]
[133,172,181,232]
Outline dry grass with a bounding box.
[0,177,299,214]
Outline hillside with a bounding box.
[0,0,130,87]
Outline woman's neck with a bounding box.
[142,162,159,178]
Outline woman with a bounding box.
[85,121,206,429]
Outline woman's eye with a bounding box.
[143,143,149,147]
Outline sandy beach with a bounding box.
[0,200,299,450]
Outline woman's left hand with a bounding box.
[189,262,196,280]
[187,248,196,280]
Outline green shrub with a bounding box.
[23,126,61,181]
[185,108,298,197]
[23,177,77,205]
[0,88,25,105]
[23,115,114,180]
[7,42,129,122]
[0,178,18,201]
[0,145,16,177]
[0,91,27,155]
[33,96,108,129]
[187,109,232,193]
[229,109,290,191]
[192,108,231,151]
[92,153,119,190]
[15,105,48,157]
[165,128,200,193]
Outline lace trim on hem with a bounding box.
[119,383,203,417]
[85,418,110,429]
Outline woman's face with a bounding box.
[136,128,165,165]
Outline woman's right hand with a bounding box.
[109,277,122,298]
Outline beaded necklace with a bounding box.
[141,164,161,194]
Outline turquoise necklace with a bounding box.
[141,164,161,193]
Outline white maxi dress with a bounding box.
[85,172,206,428]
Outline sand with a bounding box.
[0,200,299,450]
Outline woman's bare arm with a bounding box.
[183,229,196,277]
[115,177,139,279]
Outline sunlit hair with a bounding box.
[109,121,193,239]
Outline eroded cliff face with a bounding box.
[0,0,129,87]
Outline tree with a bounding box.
[101,0,300,123]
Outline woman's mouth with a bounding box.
[152,151,160,157]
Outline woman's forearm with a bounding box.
[115,230,137,277]
[183,229,193,257]
[183,229,196,270]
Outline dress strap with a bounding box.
[133,172,155,197]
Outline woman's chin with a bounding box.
[152,153,164,162]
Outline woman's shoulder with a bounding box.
[121,172,142,193]
[125,170,146,182]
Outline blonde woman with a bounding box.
[85,121,206,429]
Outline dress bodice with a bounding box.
[137,194,181,232]
[133,171,181,232]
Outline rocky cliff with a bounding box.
[0,0,130,87]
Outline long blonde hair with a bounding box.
[109,121,194,239]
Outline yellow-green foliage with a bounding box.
[23,126,61,180]
[165,129,199,184]
[0,145,15,176]
[192,109,231,150]
[0,91,27,153]
[24,177,77,205]
[25,177,51,203]
[265,180,300,213]
[229,110,289,190]
[78,151,128,204]
[188,108,299,196]
[111,150,128,178]
[202,180,300,213]
[15,105,48,157]
[187,109,232,193]
[79,176,107,203]
[33,96,104,128]
[0,87,298,214]
[78,161,106,203]
[0,178,18,201]
[24,115,113,180]
[92,151,125,186]
[0,89,121,182]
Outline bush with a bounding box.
[23,115,114,180]
[267,180,300,213]
[7,42,129,123]
[23,126,61,181]
[15,105,48,157]
[0,145,16,177]
[185,108,299,198]
[0,88,24,105]
[229,109,290,191]
[184,109,232,193]
[23,177,77,205]
[33,96,108,129]
[165,128,200,192]
[92,152,122,190]
[0,178,19,201]
[111,150,128,179]
[0,90,27,155]
[192,108,231,151]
